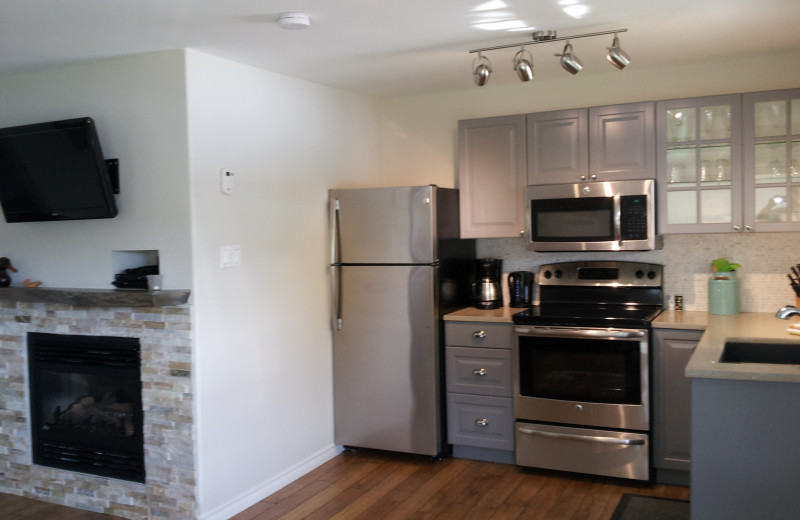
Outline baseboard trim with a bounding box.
[198,444,342,520]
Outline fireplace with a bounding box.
[27,332,145,483]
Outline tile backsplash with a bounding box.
[477,232,800,313]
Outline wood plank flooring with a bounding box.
[0,492,125,520]
[232,449,690,520]
[0,449,690,519]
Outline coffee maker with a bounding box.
[472,258,503,309]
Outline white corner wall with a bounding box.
[184,50,381,519]
[0,52,193,289]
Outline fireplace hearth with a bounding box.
[27,332,145,482]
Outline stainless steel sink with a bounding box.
[719,338,800,365]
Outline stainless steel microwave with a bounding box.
[526,179,660,252]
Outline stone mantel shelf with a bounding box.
[0,286,190,307]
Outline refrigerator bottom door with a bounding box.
[333,264,441,456]
[515,422,650,481]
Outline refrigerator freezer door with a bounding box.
[332,264,441,455]
[330,186,435,265]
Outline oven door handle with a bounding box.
[517,426,645,446]
[514,327,646,339]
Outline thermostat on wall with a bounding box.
[220,168,234,195]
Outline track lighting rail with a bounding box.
[469,28,627,54]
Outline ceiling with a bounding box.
[2,0,800,98]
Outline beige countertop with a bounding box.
[444,306,800,383]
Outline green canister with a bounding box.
[708,273,740,315]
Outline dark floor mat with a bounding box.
[610,493,690,520]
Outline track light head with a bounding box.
[607,34,630,69]
[513,47,534,82]
[473,53,492,86]
[556,42,583,75]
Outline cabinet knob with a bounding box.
[472,330,486,339]
[733,225,741,231]
[745,225,753,232]
[475,418,489,427]
[473,368,487,376]
[590,174,597,180]
[519,230,525,237]
[580,175,587,181]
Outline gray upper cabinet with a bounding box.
[657,94,743,234]
[527,102,655,185]
[589,102,655,181]
[742,88,800,232]
[526,109,588,185]
[458,115,527,238]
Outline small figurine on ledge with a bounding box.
[0,257,17,287]
[24,279,42,288]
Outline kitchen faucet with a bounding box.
[775,305,800,319]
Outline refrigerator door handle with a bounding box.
[332,265,343,330]
[331,198,341,264]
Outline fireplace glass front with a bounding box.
[27,332,144,482]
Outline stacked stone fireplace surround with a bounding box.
[0,290,195,519]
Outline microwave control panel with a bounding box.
[620,195,649,240]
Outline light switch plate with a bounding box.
[220,245,241,268]
[220,168,234,195]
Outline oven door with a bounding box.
[513,326,649,431]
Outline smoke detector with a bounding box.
[278,12,311,30]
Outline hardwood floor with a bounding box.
[0,450,689,519]
[232,449,690,520]
[0,493,125,520]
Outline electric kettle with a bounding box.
[508,271,533,307]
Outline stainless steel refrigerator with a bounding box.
[329,186,475,456]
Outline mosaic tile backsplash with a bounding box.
[477,232,800,313]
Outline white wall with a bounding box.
[0,52,193,289]
[184,50,381,519]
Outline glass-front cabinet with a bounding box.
[657,95,742,233]
[743,89,800,231]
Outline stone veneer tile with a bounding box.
[0,299,196,520]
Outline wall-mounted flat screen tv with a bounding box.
[0,117,118,222]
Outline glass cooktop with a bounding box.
[512,304,663,328]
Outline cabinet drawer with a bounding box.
[445,322,511,349]
[445,347,512,397]
[447,394,513,450]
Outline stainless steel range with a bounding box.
[512,260,663,481]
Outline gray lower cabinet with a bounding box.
[653,328,702,484]
[444,321,514,464]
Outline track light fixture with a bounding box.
[606,33,630,69]
[556,42,583,75]
[513,47,534,82]
[472,52,492,86]
[469,28,629,85]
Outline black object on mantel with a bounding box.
[0,257,17,287]
[112,265,159,289]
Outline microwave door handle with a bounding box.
[613,193,622,245]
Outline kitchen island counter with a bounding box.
[685,312,800,383]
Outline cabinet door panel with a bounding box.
[527,109,588,185]
[458,115,526,238]
[653,329,702,472]
[590,102,655,181]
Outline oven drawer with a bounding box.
[446,347,511,397]
[515,422,650,481]
[447,394,513,450]
[445,322,511,349]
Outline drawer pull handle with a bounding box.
[475,418,489,427]
[472,330,486,339]
[473,368,487,376]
